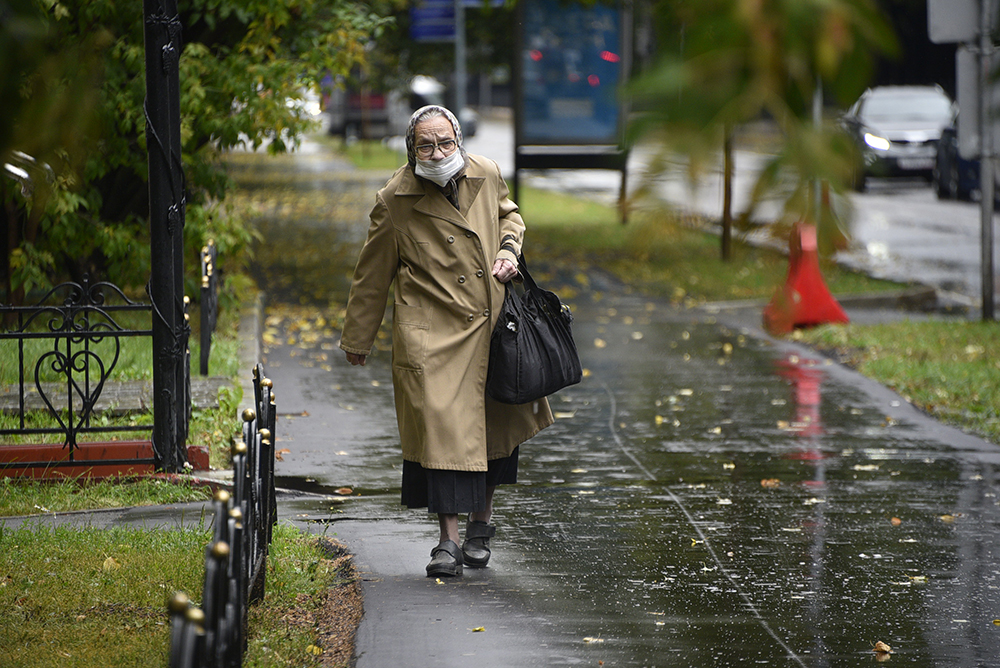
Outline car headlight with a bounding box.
[864,132,891,151]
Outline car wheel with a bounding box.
[948,163,964,200]
[935,161,954,199]
[852,172,867,192]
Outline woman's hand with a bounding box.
[345,352,367,366]
[492,258,518,283]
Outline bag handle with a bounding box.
[515,253,539,292]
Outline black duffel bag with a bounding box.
[486,254,582,404]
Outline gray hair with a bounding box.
[405,105,464,167]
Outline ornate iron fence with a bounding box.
[168,363,277,668]
[0,278,156,466]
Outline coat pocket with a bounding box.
[392,303,430,370]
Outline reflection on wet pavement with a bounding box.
[233,139,1000,667]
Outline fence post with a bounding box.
[143,0,187,472]
[200,240,218,375]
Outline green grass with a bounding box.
[0,523,353,668]
[0,525,207,668]
[0,476,212,517]
[314,135,403,171]
[795,320,1000,443]
[518,187,908,303]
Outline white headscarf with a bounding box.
[405,105,466,178]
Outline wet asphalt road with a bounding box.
[233,138,1000,667]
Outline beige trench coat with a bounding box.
[339,154,554,471]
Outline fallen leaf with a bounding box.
[873,641,891,654]
[335,487,353,496]
[275,448,291,461]
[716,498,733,505]
[470,627,486,632]
[102,556,121,572]
[583,637,604,644]
[306,644,324,656]
[594,338,607,349]
[582,368,592,378]
[890,517,902,526]
[760,478,781,488]
[553,411,576,419]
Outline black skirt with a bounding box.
[400,447,519,514]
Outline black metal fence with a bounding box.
[0,278,156,462]
[167,363,276,668]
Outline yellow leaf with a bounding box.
[102,556,120,572]
[594,338,607,349]
[471,626,486,632]
[581,368,592,378]
[306,644,324,656]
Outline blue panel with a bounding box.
[520,0,622,144]
[411,0,456,42]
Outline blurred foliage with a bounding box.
[1,0,388,313]
[629,0,899,248]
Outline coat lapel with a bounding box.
[396,163,486,230]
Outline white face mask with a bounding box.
[414,149,465,187]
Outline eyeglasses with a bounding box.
[414,139,458,158]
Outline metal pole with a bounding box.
[455,0,466,116]
[144,0,186,470]
[813,78,823,226]
[980,0,995,320]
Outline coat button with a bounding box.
[467,314,475,321]
[447,235,455,243]
[483,309,491,317]
[476,270,484,278]
[458,276,466,283]
[465,231,473,238]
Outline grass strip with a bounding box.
[518,187,907,303]
[0,476,212,517]
[0,523,357,668]
[795,321,1000,444]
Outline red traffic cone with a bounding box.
[763,222,849,335]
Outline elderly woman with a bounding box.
[340,106,554,577]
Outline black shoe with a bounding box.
[426,540,463,577]
[461,521,496,568]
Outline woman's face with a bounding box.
[413,116,457,162]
